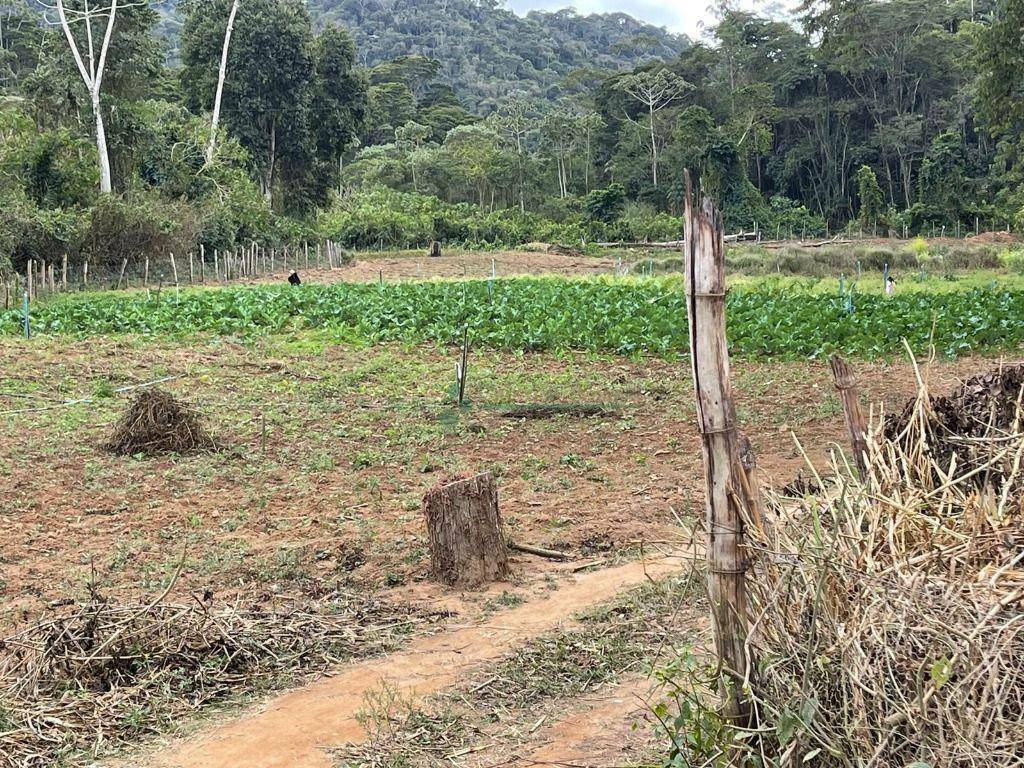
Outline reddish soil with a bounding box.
[243,249,619,285]
[0,342,1005,623]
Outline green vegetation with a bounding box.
[3,0,1023,279]
[7,276,1024,359]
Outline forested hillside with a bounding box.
[155,0,689,110]
[1,0,1023,276]
[305,0,688,110]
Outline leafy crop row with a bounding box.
[3,277,1023,359]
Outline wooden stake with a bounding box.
[170,252,178,286]
[116,258,128,290]
[61,253,68,290]
[189,252,194,284]
[144,256,150,287]
[457,325,469,406]
[829,355,869,480]
[683,170,751,725]
[83,260,89,288]
[26,259,33,301]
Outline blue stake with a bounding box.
[22,291,30,339]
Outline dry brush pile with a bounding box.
[743,362,1024,766]
[103,389,217,456]
[0,587,433,767]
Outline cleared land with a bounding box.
[1,245,1022,767]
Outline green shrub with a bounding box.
[582,183,626,223]
[999,247,1024,273]
[84,194,199,270]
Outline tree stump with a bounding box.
[428,240,441,258]
[422,472,510,588]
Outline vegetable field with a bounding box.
[6,276,1024,358]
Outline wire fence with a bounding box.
[0,240,351,312]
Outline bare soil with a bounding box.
[0,339,1002,622]
[246,249,620,286]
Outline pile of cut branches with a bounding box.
[0,590,430,767]
[743,361,1024,766]
[104,388,217,456]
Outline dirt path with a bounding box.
[475,618,713,768]
[144,553,687,768]
[496,677,656,768]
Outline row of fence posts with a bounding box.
[1,240,352,313]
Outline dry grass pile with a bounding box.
[744,362,1024,766]
[884,363,1024,486]
[0,589,431,767]
[104,388,216,456]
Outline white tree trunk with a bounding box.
[206,0,240,165]
[55,0,119,194]
[93,90,112,193]
[650,103,658,188]
[263,121,276,202]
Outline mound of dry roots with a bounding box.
[104,388,217,456]
[746,362,1024,766]
[0,590,429,767]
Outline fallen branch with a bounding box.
[509,542,570,561]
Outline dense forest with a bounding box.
[1,0,1023,273]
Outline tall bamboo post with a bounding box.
[830,355,869,479]
[683,170,751,725]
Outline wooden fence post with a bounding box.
[830,355,869,479]
[61,253,68,290]
[683,170,752,726]
[170,252,179,286]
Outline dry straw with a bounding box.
[0,587,429,767]
[104,388,217,456]
[743,357,1024,766]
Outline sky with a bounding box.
[505,0,786,40]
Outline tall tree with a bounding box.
[310,23,367,195]
[181,0,314,207]
[47,0,131,193]
[206,0,240,165]
[618,68,692,187]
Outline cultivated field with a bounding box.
[0,242,1021,767]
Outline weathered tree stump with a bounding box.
[422,472,510,588]
[428,240,441,258]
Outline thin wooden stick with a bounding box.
[830,354,869,479]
